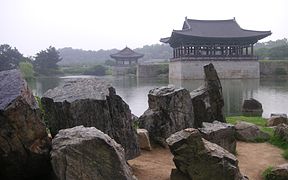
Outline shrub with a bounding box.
[19,61,35,79]
[262,166,273,180]
[83,65,107,76]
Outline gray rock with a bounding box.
[235,121,270,142]
[170,169,189,180]
[268,115,288,127]
[266,163,288,180]
[166,128,245,180]
[0,69,51,180]
[242,98,263,117]
[137,129,152,151]
[51,126,134,180]
[271,113,287,118]
[41,78,140,160]
[190,63,225,127]
[138,86,194,146]
[199,121,236,153]
[275,123,288,142]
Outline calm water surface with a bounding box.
[28,76,288,118]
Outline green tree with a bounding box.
[19,61,35,79]
[33,46,62,75]
[0,44,23,71]
[83,64,107,76]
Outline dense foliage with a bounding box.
[83,64,107,76]
[58,44,172,66]
[0,44,23,71]
[19,61,35,79]
[33,46,62,75]
[255,38,288,60]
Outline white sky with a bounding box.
[0,0,287,56]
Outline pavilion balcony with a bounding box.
[171,55,258,62]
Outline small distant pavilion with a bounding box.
[110,47,144,66]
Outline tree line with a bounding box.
[58,44,172,66]
[255,38,288,60]
[0,45,62,77]
[1,38,287,77]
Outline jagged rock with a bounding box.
[170,169,190,180]
[51,126,134,180]
[235,121,270,142]
[199,121,236,154]
[190,63,225,127]
[138,86,194,146]
[166,128,245,180]
[137,129,152,151]
[242,98,263,117]
[41,78,139,160]
[0,69,51,180]
[267,114,288,126]
[265,163,288,180]
[275,123,288,142]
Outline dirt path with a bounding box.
[128,148,175,180]
[237,141,287,180]
[128,142,287,180]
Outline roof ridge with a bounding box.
[186,18,235,22]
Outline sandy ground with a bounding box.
[237,141,287,180]
[128,147,175,180]
[128,142,288,180]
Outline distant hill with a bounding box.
[58,44,172,66]
[58,38,288,66]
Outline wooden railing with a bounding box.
[171,56,258,62]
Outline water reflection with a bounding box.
[27,76,288,118]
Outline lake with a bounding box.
[27,76,288,118]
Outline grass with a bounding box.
[227,116,288,160]
[259,60,288,63]
[262,166,273,180]
[226,116,267,127]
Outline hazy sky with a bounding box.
[0,0,287,56]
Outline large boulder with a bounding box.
[241,98,263,117]
[199,121,236,154]
[235,121,270,142]
[138,86,194,146]
[275,123,288,142]
[0,69,51,180]
[41,78,139,160]
[51,126,134,180]
[265,163,288,180]
[267,114,288,127]
[166,128,245,180]
[190,63,225,127]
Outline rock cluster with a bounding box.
[267,113,288,126]
[51,126,134,180]
[235,121,270,142]
[265,163,288,180]
[138,86,194,146]
[41,78,139,160]
[199,121,236,153]
[241,98,263,117]
[166,128,245,180]
[0,70,51,180]
[275,123,288,142]
[190,63,225,127]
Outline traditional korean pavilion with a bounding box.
[161,17,271,79]
[110,47,144,66]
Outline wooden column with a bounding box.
[251,44,254,55]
